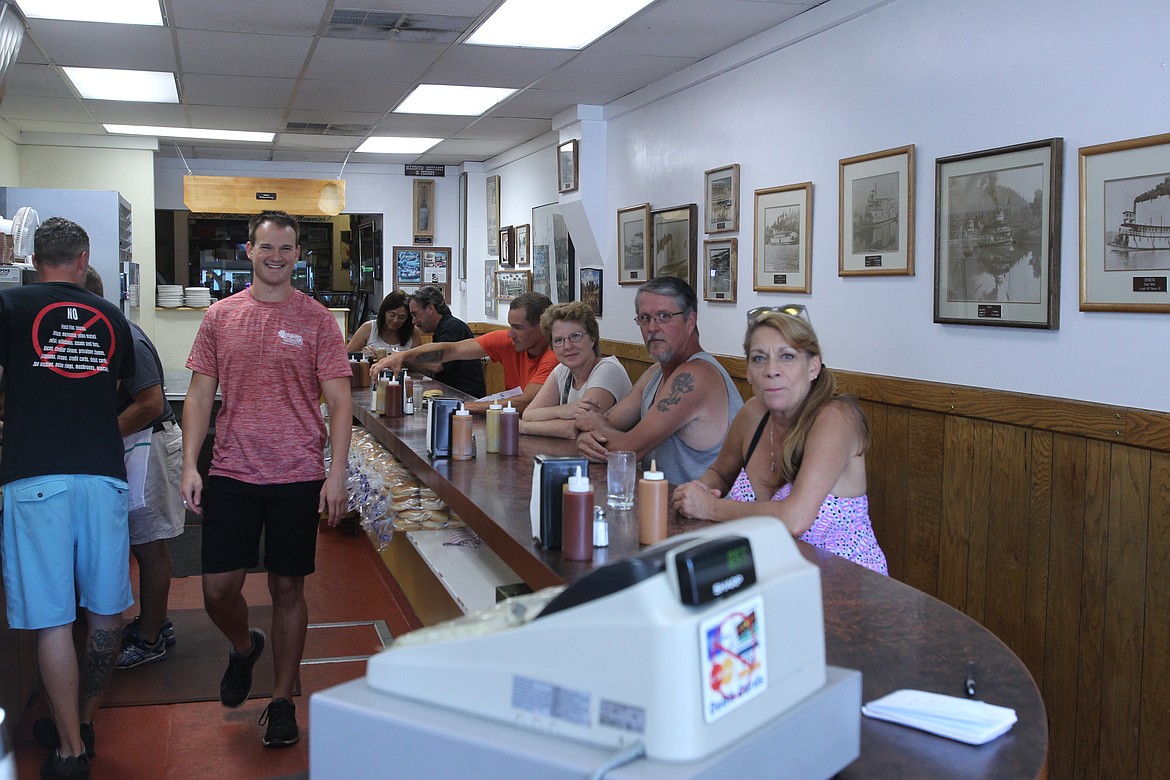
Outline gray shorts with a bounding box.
[128,422,185,546]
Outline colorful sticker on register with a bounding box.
[700,595,767,723]
[31,301,117,378]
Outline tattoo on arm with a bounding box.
[82,628,119,700]
[414,349,445,364]
[655,371,695,414]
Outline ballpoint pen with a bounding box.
[965,661,977,697]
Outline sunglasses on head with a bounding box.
[747,304,811,325]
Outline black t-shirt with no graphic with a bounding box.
[0,281,135,484]
[431,314,486,398]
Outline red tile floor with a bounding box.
[10,522,417,779]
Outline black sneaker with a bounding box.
[219,628,266,707]
[114,625,168,669]
[123,615,177,648]
[40,750,89,780]
[259,697,300,748]
[32,719,95,759]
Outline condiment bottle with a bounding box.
[485,401,503,453]
[375,370,390,415]
[451,403,474,460]
[562,466,593,561]
[385,376,403,419]
[401,370,414,414]
[637,459,668,545]
[368,369,379,412]
[499,401,520,455]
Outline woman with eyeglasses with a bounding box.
[346,290,414,357]
[520,302,633,439]
[672,311,887,574]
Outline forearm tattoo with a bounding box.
[414,349,445,364]
[82,628,119,699]
[656,371,695,413]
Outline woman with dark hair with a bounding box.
[520,301,632,439]
[672,310,887,573]
[346,290,414,356]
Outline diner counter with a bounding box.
[351,384,1048,779]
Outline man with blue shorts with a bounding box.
[0,217,136,780]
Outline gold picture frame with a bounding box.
[753,182,813,293]
[839,145,915,276]
[704,164,740,234]
[412,178,435,244]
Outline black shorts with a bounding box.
[201,476,323,577]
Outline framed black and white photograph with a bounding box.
[617,203,651,285]
[486,174,501,256]
[705,164,740,233]
[753,183,813,293]
[1079,132,1170,313]
[703,238,737,303]
[558,139,579,193]
[935,138,1063,328]
[484,258,497,317]
[580,268,602,316]
[839,145,915,276]
[651,203,698,288]
[499,225,515,269]
[412,178,435,244]
[393,246,422,285]
[532,201,575,303]
[496,270,532,302]
[515,223,531,267]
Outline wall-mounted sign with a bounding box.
[405,164,445,177]
[184,176,345,215]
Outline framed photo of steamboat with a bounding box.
[650,204,698,288]
[617,203,651,285]
[753,182,813,294]
[839,145,915,276]
[934,138,1063,329]
[1079,132,1170,312]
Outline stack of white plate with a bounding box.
[184,287,212,308]
[157,284,185,308]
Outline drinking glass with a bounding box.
[607,451,636,510]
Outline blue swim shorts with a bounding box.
[1,474,133,630]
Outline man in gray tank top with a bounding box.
[576,277,742,484]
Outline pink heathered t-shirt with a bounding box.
[186,289,351,484]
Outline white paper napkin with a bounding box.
[862,689,1017,745]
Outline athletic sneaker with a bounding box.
[114,626,167,669]
[40,751,89,780]
[220,628,266,707]
[32,719,94,759]
[259,697,300,748]
[122,615,176,647]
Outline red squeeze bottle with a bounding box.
[562,466,593,561]
[499,401,520,455]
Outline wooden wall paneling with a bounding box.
[882,406,910,581]
[1021,429,1053,689]
[1072,438,1110,780]
[963,419,995,627]
[904,410,943,594]
[982,424,1030,656]
[1139,452,1170,779]
[1042,434,1089,778]
[1099,444,1151,779]
[939,416,978,612]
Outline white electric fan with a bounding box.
[0,206,40,260]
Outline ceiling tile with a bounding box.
[370,113,473,136]
[275,133,364,151]
[3,64,74,99]
[303,37,447,83]
[455,116,551,141]
[0,95,93,122]
[177,30,314,78]
[488,88,611,120]
[168,0,328,36]
[286,108,385,126]
[536,52,698,96]
[186,105,287,130]
[293,78,411,114]
[182,74,297,108]
[422,46,576,88]
[85,102,191,125]
[21,19,176,70]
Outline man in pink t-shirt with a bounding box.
[373,291,557,414]
[180,211,352,750]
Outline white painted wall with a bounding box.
[568,0,1170,412]
[0,132,18,186]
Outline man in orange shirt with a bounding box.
[374,292,556,414]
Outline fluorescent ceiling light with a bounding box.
[104,125,274,143]
[15,0,164,26]
[394,85,516,116]
[63,67,177,103]
[356,137,442,154]
[467,0,654,50]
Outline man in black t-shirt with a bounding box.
[0,217,135,777]
[401,286,486,397]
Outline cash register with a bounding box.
[311,517,861,778]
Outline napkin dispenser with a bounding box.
[529,455,589,550]
[427,397,463,458]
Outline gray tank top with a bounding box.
[639,351,743,485]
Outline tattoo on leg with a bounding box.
[656,370,695,414]
[82,628,119,700]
